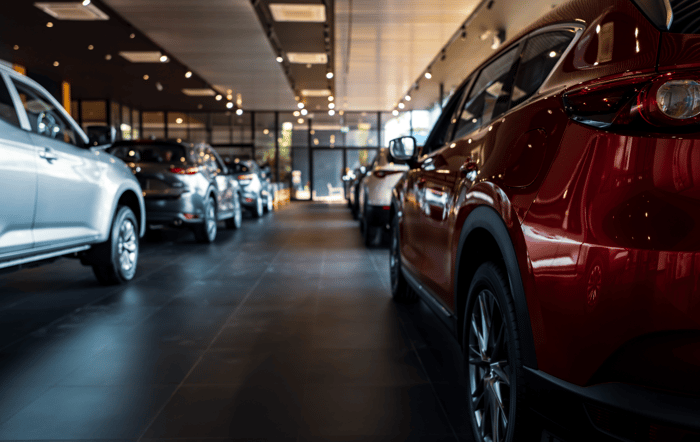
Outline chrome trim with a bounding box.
[402,268,454,319]
[0,245,91,270]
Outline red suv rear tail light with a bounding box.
[563,73,700,131]
[169,166,199,175]
[374,170,402,179]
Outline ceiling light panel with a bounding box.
[181,89,216,96]
[301,89,331,97]
[119,51,165,63]
[34,2,109,20]
[269,4,326,22]
[287,52,327,64]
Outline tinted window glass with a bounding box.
[108,144,188,163]
[0,78,20,127]
[510,30,574,108]
[453,46,519,139]
[229,162,250,173]
[12,80,78,146]
[421,82,469,153]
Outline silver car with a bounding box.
[226,159,273,217]
[0,62,145,285]
[107,140,242,243]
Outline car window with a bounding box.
[229,162,250,173]
[510,30,575,108]
[421,81,470,154]
[0,77,20,128]
[453,46,520,139]
[209,148,227,171]
[11,79,79,146]
[108,144,188,163]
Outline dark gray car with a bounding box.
[108,140,242,243]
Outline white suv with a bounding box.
[0,62,145,284]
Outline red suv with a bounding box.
[389,0,700,441]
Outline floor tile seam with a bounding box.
[397,308,462,442]
[135,243,287,442]
[0,251,194,354]
[0,384,53,428]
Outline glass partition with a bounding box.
[121,105,132,140]
[142,111,165,139]
[188,113,208,144]
[254,112,276,167]
[81,100,106,132]
[167,112,188,141]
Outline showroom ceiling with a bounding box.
[1,0,568,113]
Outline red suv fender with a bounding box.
[453,204,539,369]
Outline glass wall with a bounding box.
[80,100,107,132]
[254,112,276,167]
[167,112,188,141]
[121,105,132,140]
[292,147,310,200]
[131,108,140,139]
[278,112,306,183]
[340,112,379,147]
[211,112,231,144]
[188,113,207,144]
[142,111,165,139]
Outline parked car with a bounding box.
[0,62,145,285]
[226,159,273,217]
[357,148,408,245]
[389,0,700,441]
[344,165,368,219]
[107,140,242,243]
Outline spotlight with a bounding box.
[215,94,222,101]
[424,71,432,79]
[326,71,334,79]
[392,110,399,116]
[160,55,169,62]
[398,102,405,109]
[185,71,192,78]
[82,0,91,5]
[226,102,234,109]
[301,109,308,116]
[328,95,334,101]
[236,108,243,116]
[276,56,284,63]
[405,95,411,101]
[328,110,335,116]
[298,102,305,109]
[328,103,335,109]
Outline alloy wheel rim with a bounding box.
[468,290,511,442]
[117,219,137,272]
[206,201,216,239]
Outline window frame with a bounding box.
[0,72,22,128]
[6,73,88,147]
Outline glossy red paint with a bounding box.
[392,0,700,404]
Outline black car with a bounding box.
[108,140,242,243]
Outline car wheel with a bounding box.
[254,194,264,218]
[390,214,416,302]
[92,206,139,285]
[265,191,274,212]
[464,262,532,442]
[194,196,217,243]
[225,198,242,230]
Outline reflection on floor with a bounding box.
[0,202,473,441]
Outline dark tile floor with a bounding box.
[0,202,474,442]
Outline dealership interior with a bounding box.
[4,0,697,441]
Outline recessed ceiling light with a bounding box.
[105,54,112,60]
[293,111,300,117]
[301,109,308,116]
[176,118,183,124]
[159,55,169,63]
[405,95,411,101]
[392,110,399,116]
[236,108,243,116]
[276,56,284,63]
[328,103,335,109]
[130,33,135,39]
[53,61,59,67]
[87,44,94,50]
[297,102,305,109]
[13,45,19,50]
[328,95,334,101]
[328,110,335,116]
[35,2,108,20]
[326,71,334,79]
[182,88,215,96]
[226,102,234,109]
[398,102,405,109]
[143,75,149,80]
[268,4,326,22]
[424,71,432,79]
[215,94,222,101]
[46,21,54,27]
[119,51,165,63]
[298,118,304,124]
[287,53,327,64]
[82,0,90,5]
[185,71,192,78]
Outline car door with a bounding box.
[207,147,235,218]
[10,77,102,251]
[399,81,471,279]
[418,44,522,305]
[0,73,38,259]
